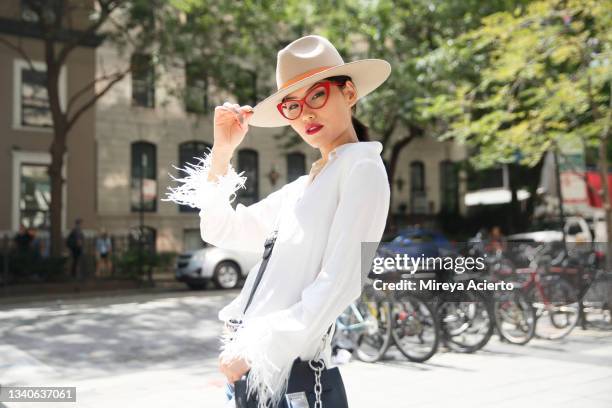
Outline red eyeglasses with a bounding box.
[277,80,345,121]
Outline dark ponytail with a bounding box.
[325,75,370,142]
[351,108,369,141]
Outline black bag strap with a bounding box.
[241,230,335,341]
[242,229,279,314]
[240,215,334,358]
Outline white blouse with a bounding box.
[165,140,390,408]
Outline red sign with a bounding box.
[586,171,612,208]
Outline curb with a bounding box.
[0,280,188,307]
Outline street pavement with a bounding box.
[0,289,611,408]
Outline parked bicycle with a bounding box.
[461,241,535,347]
[332,283,393,363]
[334,273,440,363]
[576,246,612,330]
[580,266,612,330]
[390,285,439,362]
[480,247,536,345]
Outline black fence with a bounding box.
[0,233,177,288]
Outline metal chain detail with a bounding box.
[306,325,333,408]
[309,359,325,408]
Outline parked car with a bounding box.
[382,227,453,257]
[377,227,454,277]
[507,216,594,243]
[175,246,260,290]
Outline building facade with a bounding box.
[0,0,468,253]
[94,37,322,253]
[0,1,98,241]
[390,134,467,219]
[94,38,469,253]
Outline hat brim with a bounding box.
[249,59,391,128]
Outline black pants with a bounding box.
[71,250,82,279]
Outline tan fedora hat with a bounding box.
[249,35,392,128]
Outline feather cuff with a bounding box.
[163,149,246,209]
[220,319,294,408]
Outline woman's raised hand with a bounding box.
[213,102,254,153]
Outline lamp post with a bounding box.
[139,152,145,281]
[553,144,567,254]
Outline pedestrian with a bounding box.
[165,35,391,407]
[12,224,33,280]
[66,218,84,280]
[95,228,113,278]
[28,227,42,259]
[13,224,32,253]
[487,225,507,254]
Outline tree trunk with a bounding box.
[508,163,519,234]
[45,41,68,257]
[386,126,422,231]
[598,128,612,271]
[49,137,66,257]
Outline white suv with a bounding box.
[175,246,261,290]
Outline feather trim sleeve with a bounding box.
[218,158,390,408]
[219,318,294,408]
[162,148,246,210]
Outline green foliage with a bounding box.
[7,254,68,283]
[114,250,178,279]
[115,249,159,279]
[420,0,611,169]
[166,0,292,107]
[156,251,178,269]
[162,1,530,149]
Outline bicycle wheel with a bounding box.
[353,286,393,363]
[494,290,536,345]
[531,277,580,340]
[391,293,439,362]
[582,273,612,330]
[438,290,494,353]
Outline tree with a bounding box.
[160,0,536,232]
[312,0,532,228]
[424,0,611,256]
[0,0,171,256]
[163,0,315,155]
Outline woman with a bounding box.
[95,229,112,278]
[166,35,391,407]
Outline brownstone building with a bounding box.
[0,1,98,242]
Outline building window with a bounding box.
[21,0,59,23]
[21,68,52,128]
[19,164,51,229]
[286,152,306,183]
[237,149,259,206]
[129,226,157,253]
[178,141,211,212]
[410,161,425,192]
[12,151,65,231]
[185,63,210,114]
[19,66,53,128]
[440,160,459,214]
[131,142,157,212]
[410,160,427,214]
[21,0,38,22]
[13,60,66,131]
[131,53,155,108]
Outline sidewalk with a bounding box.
[1,290,611,408]
[2,334,611,408]
[0,279,188,307]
